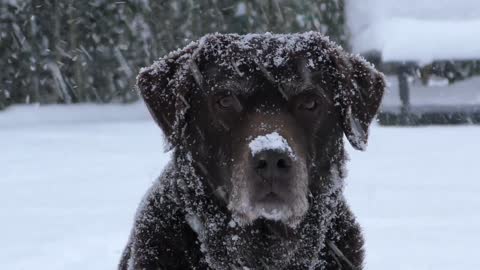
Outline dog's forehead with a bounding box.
[195,33,332,87]
[201,60,320,99]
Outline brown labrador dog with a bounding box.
[120,32,385,270]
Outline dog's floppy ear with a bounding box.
[136,59,182,150]
[335,54,386,151]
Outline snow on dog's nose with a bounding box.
[249,132,295,188]
[248,132,296,160]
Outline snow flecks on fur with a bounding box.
[257,208,288,222]
[136,32,385,151]
[129,32,382,269]
[125,141,349,269]
[186,214,204,236]
[139,31,359,92]
[248,132,296,159]
[172,150,345,269]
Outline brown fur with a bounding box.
[120,33,385,270]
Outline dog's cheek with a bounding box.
[293,160,310,207]
[227,159,255,218]
[214,143,235,187]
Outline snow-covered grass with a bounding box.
[1,104,479,269]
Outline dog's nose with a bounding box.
[253,150,292,181]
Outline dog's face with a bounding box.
[187,63,343,227]
[137,33,385,228]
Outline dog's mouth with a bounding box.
[254,218,296,239]
[253,191,288,212]
[259,192,284,204]
[228,157,309,228]
[248,191,292,222]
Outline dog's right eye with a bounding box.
[295,96,321,112]
[298,99,317,111]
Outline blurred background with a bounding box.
[1,0,479,269]
[1,0,348,107]
[0,0,480,125]
[2,0,480,124]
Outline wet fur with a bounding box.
[119,33,384,270]
[119,160,363,270]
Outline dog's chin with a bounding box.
[229,198,307,229]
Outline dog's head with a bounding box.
[138,33,385,227]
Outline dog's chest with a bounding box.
[183,208,335,270]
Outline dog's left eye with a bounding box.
[217,95,235,109]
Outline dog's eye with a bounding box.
[217,96,235,109]
[298,99,317,111]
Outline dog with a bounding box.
[119,32,385,270]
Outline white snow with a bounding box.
[248,132,295,159]
[0,103,168,270]
[1,104,480,269]
[347,0,480,63]
[186,214,204,236]
[257,208,286,221]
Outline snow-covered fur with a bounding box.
[119,32,385,270]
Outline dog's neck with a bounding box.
[170,149,347,269]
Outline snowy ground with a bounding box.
[1,104,479,270]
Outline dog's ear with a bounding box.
[136,59,181,150]
[335,55,385,151]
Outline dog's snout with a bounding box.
[253,150,292,180]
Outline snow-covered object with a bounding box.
[136,32,385,151]
[248,132,296,159]
[347,0,480,62]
